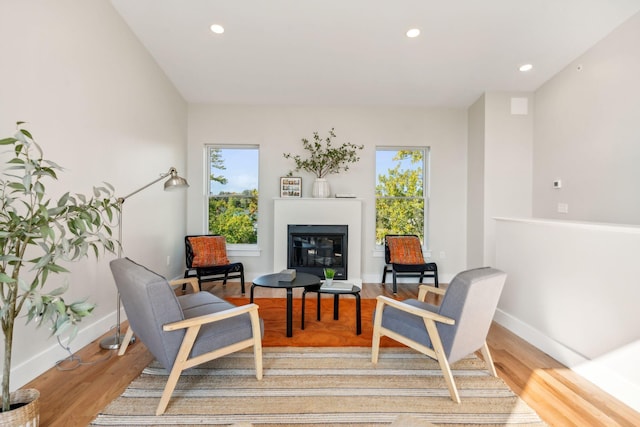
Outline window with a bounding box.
[207,146,259,244]
[375,147,429,245]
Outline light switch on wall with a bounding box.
[557,203,569,213]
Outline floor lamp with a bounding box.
[100,167,189,350]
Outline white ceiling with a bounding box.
[110,0,640,108]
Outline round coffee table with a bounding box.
[250,272,321,337]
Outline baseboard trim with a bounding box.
[494,308,640,412]
[11,308,126,390]
[362,273,454,285]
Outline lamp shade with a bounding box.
[164,168,189,190]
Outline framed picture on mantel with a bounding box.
[280,177,302,198]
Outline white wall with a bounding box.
[533,11,640,224]
[483,93,534,266]
[187,105,468,283]
[466,92,533,268]
[0,0,187,389]
[492,11,640,412]
[467,96,486,268]
[495,218,640,412]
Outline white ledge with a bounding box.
[493,216,640,234]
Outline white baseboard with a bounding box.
[11,307,126,391]
[362,272,454,285]
[494,308,640,413]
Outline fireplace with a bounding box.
[273,198,362,280]
[287,224,348,279]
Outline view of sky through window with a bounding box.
[376,149,422,185]
[210,148,259,195]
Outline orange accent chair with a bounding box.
[184,235,245,294]
[381,234,438,294]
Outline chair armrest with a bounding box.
[417,284,446,301]
[169,277,200,293]
[376,295,455,325]
[163,303,259,331]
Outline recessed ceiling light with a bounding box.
[406,28,420,38]
[210,24,225,34]
[519,63,533,72]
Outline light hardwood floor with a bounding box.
[24,281,640,426]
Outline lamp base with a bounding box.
[99,333,135,350]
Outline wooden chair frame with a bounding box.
[118,277,263,415]
[371,284,497,403]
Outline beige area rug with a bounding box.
[91,347,545,426]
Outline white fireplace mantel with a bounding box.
[273,198,363,279]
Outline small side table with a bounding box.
[301,282,362,335]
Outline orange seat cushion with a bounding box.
[189,236,230,267]
[387,236,425,264]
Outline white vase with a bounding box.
[312,178,331,198]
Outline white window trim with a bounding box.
[227,244,261,257]
[205,144,260,251]
[375,146,431,250]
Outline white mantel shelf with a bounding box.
[273,198,363,280]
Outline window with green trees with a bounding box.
[375,148,429,245]
[207,146,259,244]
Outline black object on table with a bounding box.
[250,272,321,337]
[301,282,362,335]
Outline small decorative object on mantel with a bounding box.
[280,177,302,198]
[283,128,364,198]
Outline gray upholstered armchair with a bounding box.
[372,267,507,403]
[110,258,263,415]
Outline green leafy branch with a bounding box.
[283,128,364,178]
[0,122,119,411]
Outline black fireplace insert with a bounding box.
[287,224,348,279]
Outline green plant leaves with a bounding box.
[283,128,364,178]
[1,122,120,406]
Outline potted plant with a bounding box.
[0,123,119,423]
[283,128,363,198]
[323,268,336,286]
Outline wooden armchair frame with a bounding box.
[372,284,498,403]
[114,272,262,416]
[157,300,263,415]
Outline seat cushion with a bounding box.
[387,236,424,264]
[177,292,263,357]
[378,299,440,346]
[188,236,230,267]
[178,292,235,316]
